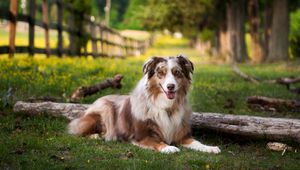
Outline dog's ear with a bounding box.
[143,57,165,78]
[176,54,194,80]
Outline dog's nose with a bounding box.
[167,84,175,91]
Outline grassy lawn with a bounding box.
[0,34,300,169]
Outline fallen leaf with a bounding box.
[116,151,134,160]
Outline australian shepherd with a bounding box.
[68,55,221,154]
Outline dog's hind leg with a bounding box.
[83,99,118,141]
[68,113,105,136]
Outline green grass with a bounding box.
[1,34,300,169]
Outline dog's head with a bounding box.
[143,55,194,100]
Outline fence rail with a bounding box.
[0,0,152,58]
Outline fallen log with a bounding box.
[232,64,300,94]
[191,112,300,143]
[274,76,300,85]
[14,101,89,120]
[70,74,123,103]
[232,64,260,84]
[13,101,300,143]
[247,96,300,112]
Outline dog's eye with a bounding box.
[173,70,181,77]
[157,70,165,79]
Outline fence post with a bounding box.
[106,31,110,57]
[99,26,104,56]
[68,11,75,56]
[57,0,63,57]
[123,37,128,56]
[42,0,50,57]
[29,0,36,56]
[9,0,17,58]
[90,22,98,57]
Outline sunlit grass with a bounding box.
[0,27,67,48]
[0,33,300,169]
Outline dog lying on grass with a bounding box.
[68,55,220,154]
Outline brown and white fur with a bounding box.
[68,55,220,154]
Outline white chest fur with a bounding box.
[146,96,184,144]
[152,108,184,144]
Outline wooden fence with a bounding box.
[0,0,152,58]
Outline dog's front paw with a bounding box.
[160,145,180,154]
[200,146,221,154]
[89,134,100,139]
[183,140,221,154]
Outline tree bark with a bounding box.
[267,0,289,62]
[248,0,264,63]
[226,0,248,63]
[13,101,300,143]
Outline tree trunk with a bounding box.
[248,0,264,63]
[13,101,300,143]
[267,0,289,62]
[263,2,272,58]
[104,0,111,26]
[226,0,248,63]
[218,13,231,60]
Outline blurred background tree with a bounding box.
[128,0,300,63]
[63,0,92,54]
[1,0,300,62]
[289,0,300,59]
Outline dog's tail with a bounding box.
[67,113,102,136]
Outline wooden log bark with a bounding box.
[191,112,300,143]
[14,101,88,120]
[13,101,300,143]
[70,74,123,102]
